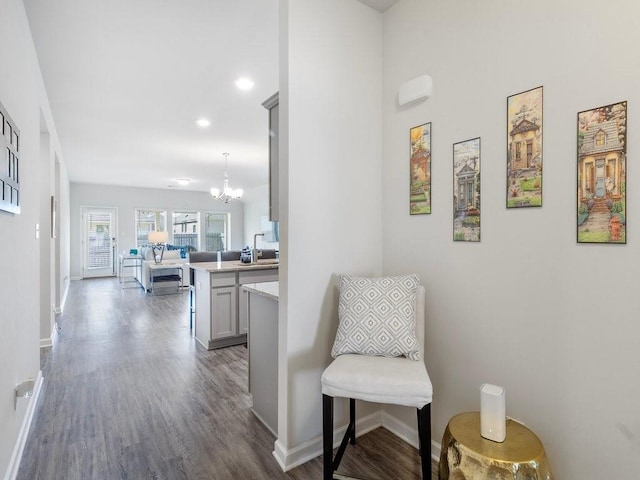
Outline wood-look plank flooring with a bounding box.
[18,278,437,480]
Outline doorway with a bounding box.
[82,207,117,278]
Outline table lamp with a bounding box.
[148,230,168,264]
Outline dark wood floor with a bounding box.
[18,278,437,480]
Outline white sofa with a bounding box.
[135,247,190,292]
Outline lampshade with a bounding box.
[148,230,168,244]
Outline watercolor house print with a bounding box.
[577,101,627,244]
[507,86,543,208]
[453,137,481,242]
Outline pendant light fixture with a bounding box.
[210,152,243,203]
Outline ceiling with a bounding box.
[23,0,279,193]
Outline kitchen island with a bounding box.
[189,260,278,350]
[242,281,279,434]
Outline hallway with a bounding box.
[17,279,430,480]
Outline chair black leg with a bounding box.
[323,394,334,480]
[323,395,358,479]
[417,404,432,480]
[349,398,356,445]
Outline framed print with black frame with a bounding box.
[410,122,431,215]
[453,137,481,242]
[577,100,627,244]
[507,86,543,208]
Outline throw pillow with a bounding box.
[163,250,181,260]
[331,274,421,361]
[142,247,155,261]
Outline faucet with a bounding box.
[252,233,265,263]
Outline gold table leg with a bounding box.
[439,412,553,480]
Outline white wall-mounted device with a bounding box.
[480,383,506,442]
[398,74,433,106]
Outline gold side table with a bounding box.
[440,412,553,480]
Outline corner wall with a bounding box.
[0,0,69,476]
[277,0,383,467]
[381,0,640,477]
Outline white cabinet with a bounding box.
[238,269,278,338]
[211,286,237,339]
[262,92,279,222]
[245,285,279,434]
[194,269,212,348]
[239,287,249,335]
[194,266,278,350]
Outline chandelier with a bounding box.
[210,152,243,203]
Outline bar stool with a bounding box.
[321,277,433,480]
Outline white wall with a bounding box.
[0,0,69,476]
[276,0,383,468]
[381,0,640,477]
[242,184,279,249]
[57,157,71,311]
[69,183,245,278]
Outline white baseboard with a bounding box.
[380,410,441,463]
[59,280,69,313]
[251,408,277,437]
[3,371,44,480]
[273,410,382,472]
[70,275,82,281]
[39,316,60,349]
[272,407,442,472]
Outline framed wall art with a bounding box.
[577,101,627,244]
[453,137,481,242]
[507,86,543,208]
[410,122,431,215]
[0,101,21,214]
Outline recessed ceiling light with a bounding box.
[196,118,210,128]
[177,178,190,186]
[235,77,255,91]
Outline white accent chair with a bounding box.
[321,285,432,479]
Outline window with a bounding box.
[203,213,229,251]
[135,209,167,246]
[595,130,605,147]
[515,142,522,161]
[172,211,200,250]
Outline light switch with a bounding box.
[35,223,40,239]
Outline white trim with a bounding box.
[380,410,441,463]
[251,408,277,437]
[70,275,82,281]
[60,275,69,313]
[380,410,419,447]
[39,327,58,348]
[272,411,382,472]
[40,281,66,349]
[272,407,442,472]
[3,371,44,480]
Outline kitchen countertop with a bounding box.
[242,281,279,301]
[188,260,279,273]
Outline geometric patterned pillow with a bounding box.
[331,274,421,361]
